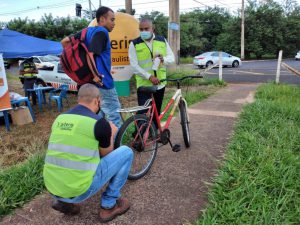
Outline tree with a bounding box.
[139,11,168,38]
[117,8,136,15]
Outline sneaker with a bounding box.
[99,198,130,223]
[51,200,80,215]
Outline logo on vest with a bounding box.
[57,122,74,131]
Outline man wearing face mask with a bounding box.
[128,19,175,124]
[43,83,133,222]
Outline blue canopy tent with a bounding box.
[0,29,62,58]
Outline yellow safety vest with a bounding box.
[43,114,100,198]
[133,36,167,88]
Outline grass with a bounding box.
[0,68,226,219]
[193,83,300,225]
[180,56,194,64]
[0,154,45,217]
[6,71,19,81]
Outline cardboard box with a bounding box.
[10,106,33,125]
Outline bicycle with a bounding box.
[114,75,203,180]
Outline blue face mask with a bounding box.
[140,31,152,40]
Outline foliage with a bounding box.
[6,14,89,41]
[117,8,136,15]
[139,11,168,38]
[2,0,300,58]
[0,154,45,217]
[196,83,300,224]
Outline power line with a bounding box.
[192,0,210,7]
[0,0,85,16]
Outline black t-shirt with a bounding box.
[74,30,107,56]
[65,105,111,148]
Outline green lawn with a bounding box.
[194,83,300,225]
[0,76,225,218]
[0,154,45,217]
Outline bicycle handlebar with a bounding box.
[160,75,203,83]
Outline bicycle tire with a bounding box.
[114,114,158,180]
[179,99,191,148]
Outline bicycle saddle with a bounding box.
[138,86,158,94]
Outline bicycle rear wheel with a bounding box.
[115,114,158,180]
[179,99,191,147]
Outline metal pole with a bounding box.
[219,51,223,81]
[168,0,180,65]
[125,0,132,14]
[276,50,283,84]
[99,0,102,7]
[88,0,92,20]
[241,0,245,60]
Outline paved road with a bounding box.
[189,59,300,84]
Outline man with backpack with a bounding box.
[61,6,122,129]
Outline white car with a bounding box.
[193,51,242,68]
[19,55,60,69]
[35,61,77,91]
[295,51,300,60]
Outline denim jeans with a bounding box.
[53,146,133,209]
[98,87,122,129]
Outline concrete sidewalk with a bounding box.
[1,83,258,225]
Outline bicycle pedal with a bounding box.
[172,144,181,152]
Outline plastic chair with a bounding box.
[49,84,69,112]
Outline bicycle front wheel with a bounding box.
[179,99,191,147]
[115,114,158,180]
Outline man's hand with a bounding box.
[149,75,160,85]
[109,121,118,138]
[158,55,164,63]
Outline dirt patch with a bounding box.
[1,77,217,168]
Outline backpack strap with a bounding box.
[80,28,88,42]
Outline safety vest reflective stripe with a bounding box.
[143,66,153,72]
[138,58,153,65]
[48,143,99,158]
[45,155,98,171]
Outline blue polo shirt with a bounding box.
[84,26,113,89]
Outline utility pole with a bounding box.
[168,0,180,65]
[99,0,102,7]
[241,0,245,60]
[88,0,92,20]
[125,0,132,15]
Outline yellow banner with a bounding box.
[0,54,12,111]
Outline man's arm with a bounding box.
[128,42,159,85]
[94,119,118,157]
[161,39,175,66]
[99,122,118,157]
[61,36,70,48]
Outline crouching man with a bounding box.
[43,83,133,222]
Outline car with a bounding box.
[19,55,60,70]
[4,59,10,69]
[295,51,300,60]
[193,51,242,68]
[37,61,77,91]
[19,61,78,91]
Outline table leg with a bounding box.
[25,99,36,122]
[3,110,10,131]
[36,90,43,111]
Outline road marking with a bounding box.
[228,70,266,75]
[188,109,238,118]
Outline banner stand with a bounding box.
[0,53,12,131]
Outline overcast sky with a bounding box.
[0,0,299,22]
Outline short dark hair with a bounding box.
[96,6,114,23]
